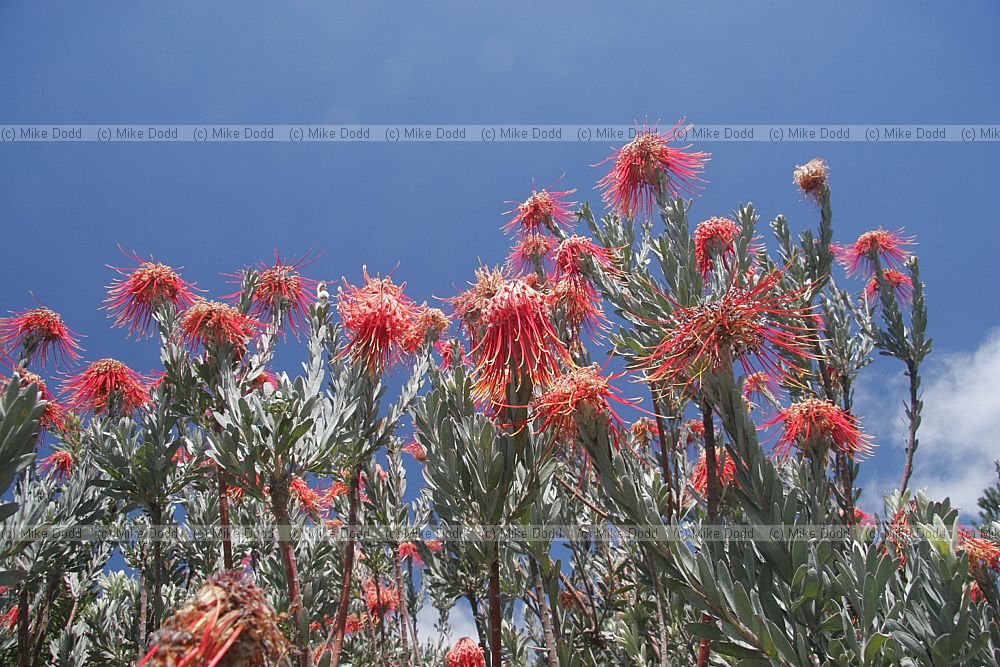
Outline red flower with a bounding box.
[864,269,913,303]
[181,300,263,354]
[792,158,830,203]
[446,637,486,667]
[1,605,17,631]
[40,449,74,479]
[3,368,65,431]
[471,278,569,406]
[766,398,872,460]
[240,252,318,337]
[0,306,82,368]
[404,306,451,354]
[402,439,427,463]
[596,120,709,219]
[504,188,577,234]
[338,270,423,373]
[446,266,507,343]
[639,269,815,386]
[63,359,148,415]
[105,254,196,338]
[689,450,737,498]
[957,528,1000,571]
[630,417,659,446]
[246,369,279,392]
[694,217,741,277]
[834,229,914,277]
[508,234,556,275]
[434,339,468,370]
[426,538,444,553]
[552,235,619,281]
[852,509,876,527]
[532,365,630,446]
[363,577,399,618]
[742,371,781,409]
[398,541,424,566]
[550,275,606,337]
[290,476,328,516]
[684,418,706,444]
[343,613,366,636]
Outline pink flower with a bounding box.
[446,637,486,667]
[63,359,148,415]
[596,119,709,219]
[834,229,914,277]
[694,217,741,277]
[504,188,577,234]
[242,252,318,337]
[864,269,913,303]
[338,270,423,373]
[181,300,263,355]
[0,306,82,368]
[766,398,873,460]
[398,541,424,566]
[105,253,196,337]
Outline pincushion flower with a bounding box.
[508,234,556,274]
[552,235,620,280]
[363,577,399,618]
[446,637,487,667]
[447,266,507,342]
[338,269,423,373]
[639,269,815,386]
[834,228,914,276]
[793,158,830,203]
[630,417,659,447]
[242,253,318,337]
[504,188,577,234]
[689,450,738,499]
[40,449,74,480]
[766,398,873,460]
[472,278,569,405]
[404,306,451,353]
[864,269,914,303]
[957,528,1000,571]
[403,439,427,462]
[533,365,629,446]
[398,541,424,566]
[137,572,291,667]
[0,306,82,368]
[742,371,781,409]
[180,300,263,354]
[550,275,606,337]
[289,476,328,516]
[3,368,65,430]
[105,254,196,337]
[596,120,709,219]
[63,358,148,415]
[694,217,741,277]
[434,338,468,370]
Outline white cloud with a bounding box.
[899,329,1000,512]
[414,600,479,645]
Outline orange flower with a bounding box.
[446,637,486,667]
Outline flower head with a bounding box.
[399,541,424,566]
[766,398,873,460]
[533,365,630,447]
[472,278,569,406]
[446,637,486,667]
[339,269,423,373]
[630,417,659,447]
[508,234,556,275]
[105,254,196,338]
[550,275,606,338]
[957,528,1000,571]
[137,572,290,667]
[864,269,914,303]
[446,266,507,342]
[639,269,815,386]
[689,450,738,499]
[742,371,781,409]
[404,306,451,353]
[0,307,82,368]
[552,236,619,281]
[180,300,263,354]
[40,449,74,480]
[434,338,468,370]
[244,252,318,337]
[834,229,914,277]
[63,359,148,415]
[289,476,329,516]
[596,120,709,219]
[363,577,399,618]
[504,188,577,234]
[694,217,741,277]
[793,158,830,203]
[402,439,427,463]
[3,368,65,430]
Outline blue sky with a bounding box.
[2,1,1000,514]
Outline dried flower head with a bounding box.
[742,371,781,409]
[596,120,709,219]
[138,571,292,667]
[864,269,914,303]
[504,188,577,234]
[793,158,829,203]
[630,417,659,447]
[63,358,148,415]
[472,278,569,406]
[106,254,196,337]
[0,306,82,368]
[694,217,741,277]
[339,269,423,373]
[640,269,815,386]
[446,637,487,667]
[834,229,914,277]
[766,398,873,460]
[181,300,263,354]
[446,266,507,342]
[550,275,606,337]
